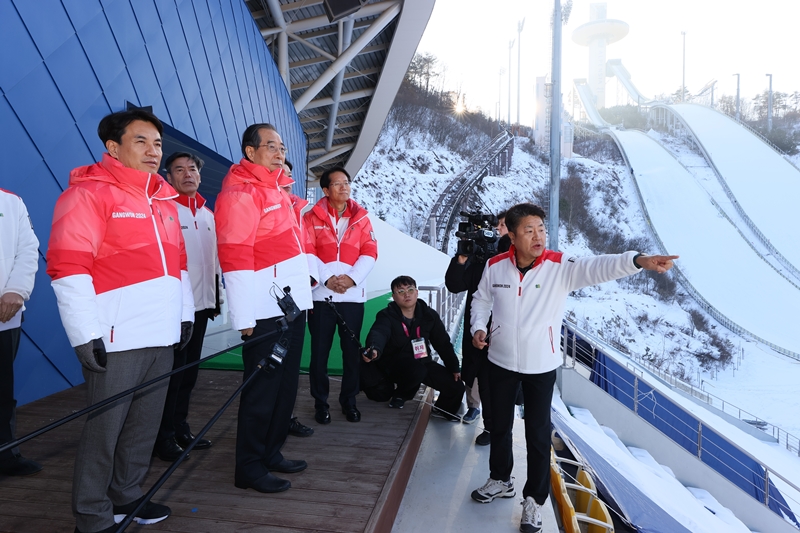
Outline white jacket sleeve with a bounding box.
[51,274,104,347]
[181,270,196,322]
[346,255,376,286]
[223,270,256,331]
[3,196,39,300]
[470,264,494,337]
[561,251,641,292]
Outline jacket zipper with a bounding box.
[549,326,555,353]
[147,175,169,276]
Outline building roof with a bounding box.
[245,0,435,184]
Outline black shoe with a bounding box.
[113,496,171,525]
[74,525,118,533]
[475,430,491,446]
[176,432,212,450]
[235,472,291,493]
[342,406,361,422]
[315,408,331,425]
[388,397,405,409]
[268,458,307,473]
[0,454,42,476]
[430,407,460,422]
[288,417,314,437]
[152,438,187,462]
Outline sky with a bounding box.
[416,0,800,125]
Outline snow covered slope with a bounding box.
[669,104,800,271]
[615,129,800,356]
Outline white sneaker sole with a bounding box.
[114,513,169,525]
[470,488,516,503]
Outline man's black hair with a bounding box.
[505,203,547,234]
[241,123,277,161]
[320,166,350,189]
[497,209,508,221]
[284,160,293,171]
[391,275,417,292]
[97,109,163,145]
[164,152,204,174]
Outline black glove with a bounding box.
[75,338,107,373]
[177,321,193,351]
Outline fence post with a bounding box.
[697,423,703,460]
[634,377,639,415]
[764,470,770,506]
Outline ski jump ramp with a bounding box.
[613,129,800,357]
[606,59,654,106]
[666,104,800,271]
[574,79,611,128]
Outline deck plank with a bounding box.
[0,369,422,533]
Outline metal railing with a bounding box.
[604,128,800,360]
[560,321,800,527]
[418,283,465,336]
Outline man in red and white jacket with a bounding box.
[468,203,677,533]
[0,189,42,477]
[47,110,194,533]
[215,123,313,495]
[303,166,377,425]
[152,152,223,461]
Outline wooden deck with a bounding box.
[0,370,429,533]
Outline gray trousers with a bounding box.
[72,347,172,533]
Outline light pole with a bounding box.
[548,0,562,251]
[508,39,514,129]
[498,68,504,125]
[733,73,740,121]
[517,18,525,130]
[681,31,686,102]
[766,73,773,133]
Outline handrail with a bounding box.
[603,128,800,360]
[561,320,800,524]
[652,104,800,282]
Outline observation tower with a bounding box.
[572,3,629,109]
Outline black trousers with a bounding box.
[308,300,363,410]
[365,358,465,417]
[488,360,556,505]
[157,309,214,444]
[0,327,21,463]
[235,313,305,483]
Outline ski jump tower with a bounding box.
[572,3,629,109]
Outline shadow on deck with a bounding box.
[0,370,430,533]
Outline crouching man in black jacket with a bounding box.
[361,276,465,420]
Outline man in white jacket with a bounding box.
[468,203,677,533]
[0,189,41,477]
[153,152,223,461]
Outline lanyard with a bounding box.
[402,323,421,339]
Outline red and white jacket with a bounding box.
[303,197,377,303]
[471,247,641,375]
[0,189,39,333]
[215,159,313,331]
[174,193,222,312]
[46,154,195,352]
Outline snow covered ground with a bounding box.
[353,110,800,464]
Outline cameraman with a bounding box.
[444,210,508,446]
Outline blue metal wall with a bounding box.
[0,0,307,405]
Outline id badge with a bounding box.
[412,338,428,359]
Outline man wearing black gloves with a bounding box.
[361,276,464,419]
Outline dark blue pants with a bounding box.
[488,361,556,505]
[0,327,21,463]
[157,309,213,444]
[308,300,363,410]
[235,313,305,482]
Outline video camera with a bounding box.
[455,211,499,262]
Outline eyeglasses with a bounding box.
[393,287,417,296]
[257,143,287,155]
[328,181,351,189]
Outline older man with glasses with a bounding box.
[303,166,377,424]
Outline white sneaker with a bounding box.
[470,477,515,503]
[520,496,542,532]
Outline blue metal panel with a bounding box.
[43,126,95,192]
[45,35,104,120]
[13,334,75,407]
[77,12,126,92]
[187,96,214,149]
[4,64,75,156]
[75,95,113,162]
[104,0,147,64]
[104,69,139,111]
[160,74,193,135]
[0,3,43,93]
[61,0,104,32]
[0,98,43,188]
[176,0,203,50]
[12,0,74,60]
[123,53,171,121]
[9,159,61,249]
